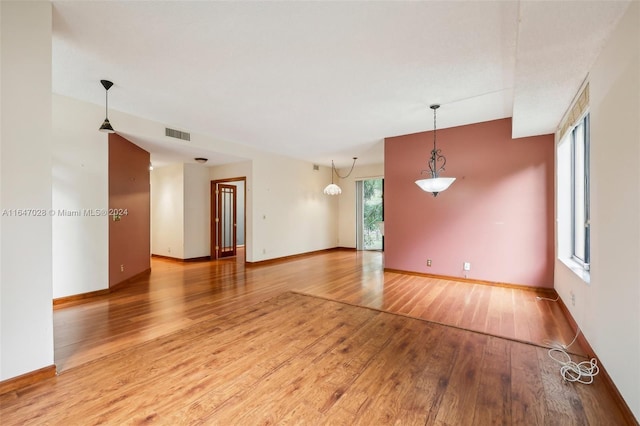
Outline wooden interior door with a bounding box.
[217,184,237,258]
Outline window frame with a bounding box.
[570,113,590,269]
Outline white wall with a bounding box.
[52,95,109,298]
[554,2,640,418]
[337,163,385,248]
[251,155,336,261]
[211,156,337,263]
[184,163,210,259]
[0,1,54,380]
[151,164,185,258]
[150,163,211,260]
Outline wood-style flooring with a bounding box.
[53,249,584,373]
[2,249,630,424]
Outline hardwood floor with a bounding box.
[2,249,629,424]
[1,291,629,425]
[53,250,584,372]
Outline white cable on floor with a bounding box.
[545,329,599,384]
[549,346,599,384]
[535,295,559,302]
[536,296,600,384]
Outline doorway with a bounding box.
[356,178,384,250]
[211,177,246,261]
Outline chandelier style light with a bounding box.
[98,79,116,133]
[324,157,357,195]
[415,104,455,197]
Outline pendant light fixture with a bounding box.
[324,157,357,195]
[415,104,455,197]
[99,79,115,133]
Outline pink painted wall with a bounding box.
[109,133,150,287]
[384,118,554,288]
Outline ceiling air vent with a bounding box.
[165,127,190,141]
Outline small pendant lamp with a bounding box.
[324,157,358,195]
[99,79,115,133]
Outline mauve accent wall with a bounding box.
[108,133,151,287]
[384,118,554,288]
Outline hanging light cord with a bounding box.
[332,157,358,179]
[432,105,437,153]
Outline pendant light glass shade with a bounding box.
[415,176,456,196]
[323,183,342,195]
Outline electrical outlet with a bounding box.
[570,291,576,306]
[427,259,432,267]
[120,264,124,272]
[463,262,471,271]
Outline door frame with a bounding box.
[210,177,246,261]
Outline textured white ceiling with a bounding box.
[51,1,630,167]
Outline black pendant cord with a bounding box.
[333,157,358,179]
[427,104,445,178]
[330,161,336,184]
[433,105,437,152]
[100,79,114,119]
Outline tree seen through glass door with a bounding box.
[363,179,383,250]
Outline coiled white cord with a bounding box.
[536,295,600,384]
[548,341,600,384]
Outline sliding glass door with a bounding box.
[356,178,384,250]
